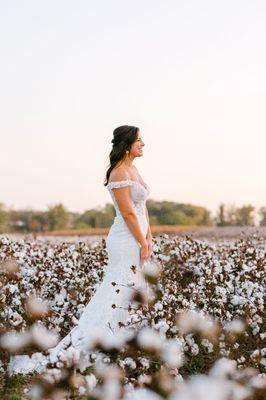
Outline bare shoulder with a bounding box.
[109,166,130,183]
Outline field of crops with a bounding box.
[0,232,265,399]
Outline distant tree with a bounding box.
[178,204,212,225]
[235,204,255,226]
[226,204,238,226]
[215,203,255,226]
[157,201,179,225]
[75,203,115,228]
[29,211,50,232]
[76,209,95,228]
[8,209,30,233]
[215,203,237,226]
[0,202,8,233]
[47,203,70,231]
[259,207,266,226]
[145,200,212,226]
[216,203,226,226]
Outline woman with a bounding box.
[8,125,153,375]
[104,125,153,266]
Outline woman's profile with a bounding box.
[8,125,153,375]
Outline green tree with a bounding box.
[75,203,115,228]
[145,200,212,226]
[216,203,226,226]
[0,202,8,233]
[47,203,70,231]
[235,204,255,226]
[259,207,266,226]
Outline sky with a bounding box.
[1,0,265,217]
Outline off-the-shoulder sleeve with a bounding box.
[108,179,133,190]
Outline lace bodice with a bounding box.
[107,179,150,217]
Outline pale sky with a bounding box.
[1,0,265,217]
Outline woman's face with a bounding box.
[130,132,145,157]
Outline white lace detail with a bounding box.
[8,178,151,376]
[107,179,133,190]
[107,179,150,218]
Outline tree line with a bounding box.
[0,200,265,233]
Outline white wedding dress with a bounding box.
[8,179,151,375]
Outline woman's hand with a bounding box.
[140,240,149,266]
[146,235,153,259]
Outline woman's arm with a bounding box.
[145,204,152,240]
[111,185,147,246]
[145,205,153,259]
[112,184,150,263]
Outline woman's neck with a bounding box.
[121,155,135,168]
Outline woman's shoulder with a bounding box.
[108,168,133,190]
[109,167,131,183]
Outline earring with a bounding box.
[126,150,129,155]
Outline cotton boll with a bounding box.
[64,346,81,366]
[176,310,219,340]
[137,374,152,384]
[0,292,6,303]
[231,295,247,306]
[137,327,163,352]
[138,356,150,369]
[124,387,164,399]
[249,374,266,389]
[143,260,162,280]
[154,302,163,311]
[71,315,79,325]
[106,365,124,380]
[69,373,86,389]
[102,379,121,400]
[9,312,23,327]
[160,339,184,368]
[101,333,127,350]
[50,388,69,400]
[250,349,260,362]
[224,319,245,334]
[31,323,59,350]
[201,338,214,353]
[96,363,123,381]
[123,357,137,370]
[0,258,20,275]
[209,357,237,379]
[153,319,170,337]
[230,382,253,400]
[26,296,49,319]
[95,364,123,400]
[147,287,156,303]
[85,373,98,393]
[169,375,233,400]
[27,384,44,400]
[42,368,63,385]
[0,331,32,353]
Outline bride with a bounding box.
[8,125,153,375]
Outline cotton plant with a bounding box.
[150,234,266,371]
[0,234,266,399]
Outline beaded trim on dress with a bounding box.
[107,179,149,191]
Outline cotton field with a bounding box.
[0,233,265,400]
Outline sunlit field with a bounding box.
[0,230,265,399]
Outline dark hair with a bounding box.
[104,125,139,186]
